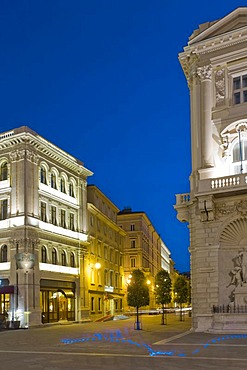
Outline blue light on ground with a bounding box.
[61,331,247,357]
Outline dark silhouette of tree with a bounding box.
[127,269,149,330]
[174,275,189,321]
[155,269,172,325]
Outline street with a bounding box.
[0,314,247,369]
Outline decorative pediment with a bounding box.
[189,8,247,45]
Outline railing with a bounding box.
[211,175,243,189]
[212,305,247,314]
[175,193,190,206]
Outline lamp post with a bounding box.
[15,252,35,328]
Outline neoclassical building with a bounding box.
[0,126,92,327]
[175,8,247,331]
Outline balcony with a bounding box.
[197,173,247,197]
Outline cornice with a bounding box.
[0,130,93,177]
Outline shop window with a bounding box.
[41,246,47,263]
[0,199,8,220]
[52,248,57,265]
[0,162,8,181]
[0,245,7,262]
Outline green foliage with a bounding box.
[155,270,172,306]
[127,269,149,308]
[173,275,189,305]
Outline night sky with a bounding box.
[0,1,244,272]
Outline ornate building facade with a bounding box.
[0,126,92,327]
[175,8,247,331]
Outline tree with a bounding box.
[173,275,189,321]
[127,269,149,330]
[155,270,172,325]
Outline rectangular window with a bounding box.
[130,258,136,268]
[130,224,135,231]
[130,239,136,248]
[51,206,57,225]
[91,297,94,311]
[233,74,247,104]
[60,209,66,228]
[41,202,47,222]
[69,213,75,231]
[0,199,8,220]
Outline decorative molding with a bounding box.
[215,68,225,106]
[216,202,236,216]
[236,200,247,216]
[220,217,247,245]
[197,65,212,81]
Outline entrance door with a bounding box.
[58,294,67,320]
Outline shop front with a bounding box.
[40,279,75,323]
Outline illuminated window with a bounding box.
[41,246,47,263]
[50,173,57,189]
[40,166,47,184]
[52,248,57,264]
[61,250,66,266]
[232,139,247,173]
[60,178,66,193]
[60,209,66,228]
[70,252,75,267]
[233,74,247,104]
[40,202,47,222]
[51,206,57,225]
[0,162,8,181]
[0,199,8,220]
[0,245,7,262]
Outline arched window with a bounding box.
[0,162,8,181]
[70,252,75,267]
[40,166,47,184]
[52,248,57,265]
[0,245,7,262]
[50,172,57,189]
[61,250,66,266]
[69,182,75,197]
[232,139,247,173]
[60,178,66,193]
[41,246,47,263]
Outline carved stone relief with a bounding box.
[197,65,212,81]
[215,69,225,106]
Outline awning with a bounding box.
[0,285,15,294]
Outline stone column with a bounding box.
[197,65,213,168]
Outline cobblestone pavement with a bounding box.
[1,314,247,369]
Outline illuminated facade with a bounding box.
[86,185,126,319]
[117,208,170,308]
[0,126,92,327]
[175,8,247,331]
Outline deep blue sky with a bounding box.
[0,1,244,272]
